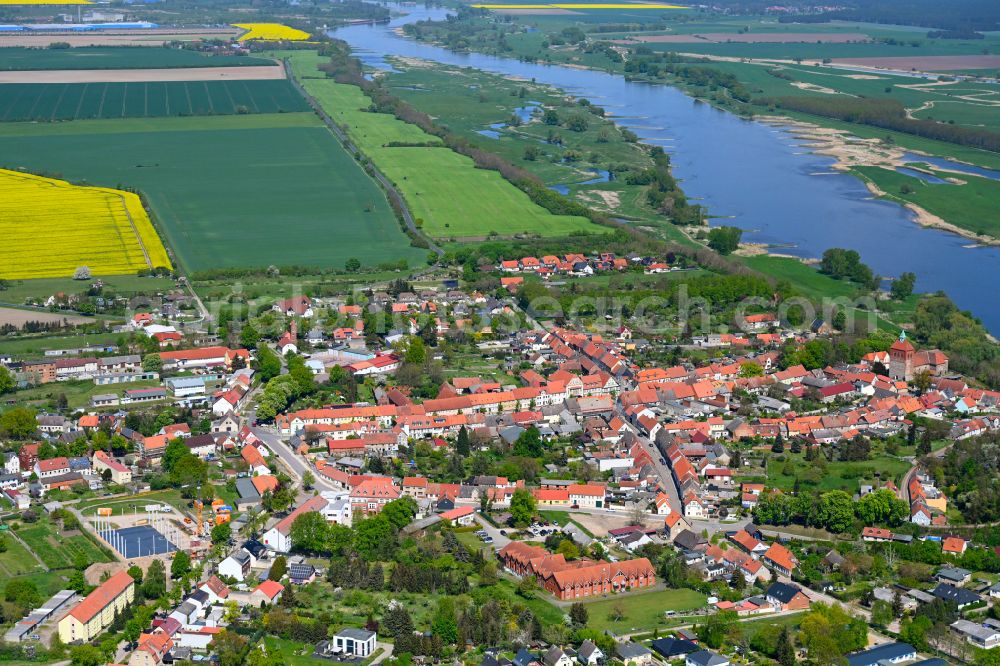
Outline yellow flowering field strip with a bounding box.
[0,169,171,279]
[232,23,311,42]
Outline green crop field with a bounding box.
[0,79,309,122]
[0,113,427,271]
[854,165,1000,239]
[15,518,111,570]
[0,46,275,70]
[291,55,601,239]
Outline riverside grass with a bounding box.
[291,55,600,239]
[0,168,170,279]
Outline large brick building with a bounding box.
[498,541,655,601]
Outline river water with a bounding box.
[332,6,1000,333]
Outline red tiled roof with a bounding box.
[273,496,328,535]
[69,570,133,623]
[255,579,284,599]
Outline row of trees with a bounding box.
[753,488,909,532]
[768,95,1000,153]
[819,247,879,290]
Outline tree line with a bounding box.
[766,95,1000,153]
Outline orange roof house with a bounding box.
[942,536,967,555]
[762,543,798,576]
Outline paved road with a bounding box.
[627,425,682,515]
[371,642,394,665]
[251,425,338,492]
[473,513,510,551]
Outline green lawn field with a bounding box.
[0,46,275,71]
[15,518,111,570]
[0,531,45,578]
[0,274,176,304]
[0,113,426,271]
[740,255,859,300]
[0,80,308,122]
[77,488,189,516]
[764,452,911,493]
[14,378,163,410]
[854,165,1000,239]
[290,56,601,239]
[580,587,707,633]
[0,331,123,356]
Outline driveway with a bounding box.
[473,513,511,551]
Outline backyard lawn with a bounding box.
[764,452,911,493]
[580,587,708,634]
[0,530,45,578]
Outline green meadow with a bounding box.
[290,54,600,239]
[854,165,1000,239]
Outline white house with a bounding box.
[3,452,20,477]
[218,548,253,582]
[262,495,328,554]
[329,628,376,657]
[578,640,604,666]
[320,492,353,527]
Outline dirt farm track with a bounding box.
[0,306,91,327]
[832,55,1000,71]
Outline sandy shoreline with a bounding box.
[757,115,1000,247]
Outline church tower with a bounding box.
[889,330,915,381]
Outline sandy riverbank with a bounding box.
[861,180,1000,247]
[734,242,818,262]
[757,115,1000,246]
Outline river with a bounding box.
[332,5,1000,333]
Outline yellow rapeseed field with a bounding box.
[232,23,311,42]
[0,169,172,280]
